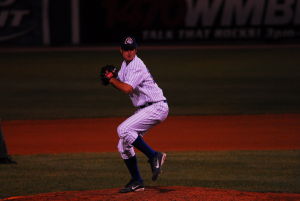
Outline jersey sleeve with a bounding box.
[123,66,146,89]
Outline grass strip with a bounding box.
[1,48,300,120]
[0,150,299,199]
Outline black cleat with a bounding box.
[149,152,166,181]
[119,180,145,193]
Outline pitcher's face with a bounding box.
[120,48,137,63]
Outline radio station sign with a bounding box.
[1,0,299,46]
[98,0,300,42]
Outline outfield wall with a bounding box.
[1,0,300,46]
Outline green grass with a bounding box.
[0,151,300,199]
[1,47,300,120]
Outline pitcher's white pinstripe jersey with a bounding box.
[117,55,166,107]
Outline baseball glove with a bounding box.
[99,65,119,86]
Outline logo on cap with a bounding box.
[124,37,133,45]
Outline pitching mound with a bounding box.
[3,186,300,201]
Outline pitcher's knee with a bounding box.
[117,139,135,159]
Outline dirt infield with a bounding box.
[2,114,300,154]
[2,114,300,200]
[3,186,300,201]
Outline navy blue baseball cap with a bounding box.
[120,36,137,50]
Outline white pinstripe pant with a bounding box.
[117,101,169,159]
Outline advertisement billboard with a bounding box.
[1,0,299,46]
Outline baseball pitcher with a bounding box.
[99,36,169,193]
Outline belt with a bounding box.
[138,100,167,109]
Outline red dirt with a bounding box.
[2,114,300,154]
[2,186,300,201]
[2,114,300,201]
